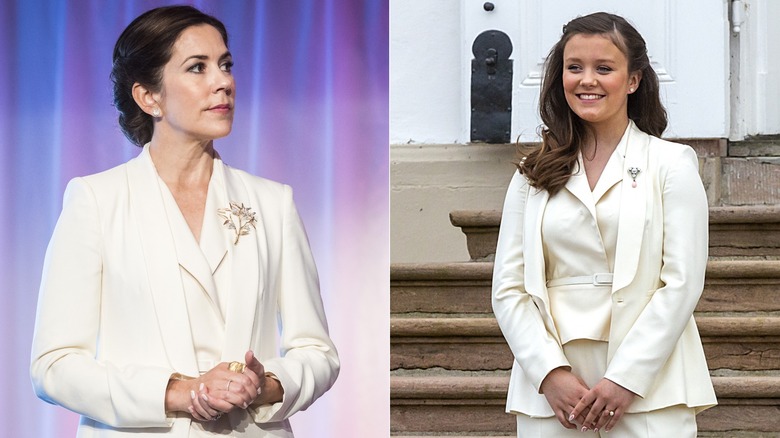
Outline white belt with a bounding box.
[547,273,613,287]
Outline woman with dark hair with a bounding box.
[492,12,715,437]
[30,6,338,437]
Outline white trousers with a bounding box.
[515,340,697,438]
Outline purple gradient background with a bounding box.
[0,1,388,436]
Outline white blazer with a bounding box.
[31,146,339,437]
[492,122,716,417]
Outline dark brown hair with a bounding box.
[111,6,228,146]
[520,12,667,195]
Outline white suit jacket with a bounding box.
[492,122,717,416]
[31,146,339,437]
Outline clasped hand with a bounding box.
[167,350,271,422]
[540,367,636,433]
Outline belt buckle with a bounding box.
[592,273,611,286]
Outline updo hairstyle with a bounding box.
[110,6,228,146]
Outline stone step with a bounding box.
[391,316,780,372]
[392,430,778,438]
[391,262,493,314]
[729,135,780,157]
[390,375,780,435]
[449,206,780,261]
[391,260,780,315]
[393,435,774,438]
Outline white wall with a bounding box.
[766,0,780,134]
[391,0,738,144]
[743,0,780,136]
[390,0,463,144]
[390,0,780,263]
[391,143,517,263]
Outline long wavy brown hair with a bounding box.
[520,12,667,195]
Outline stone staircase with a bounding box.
[390,207,780,437]
[449,206,780,261]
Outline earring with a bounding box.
[152,108,161,117]
[629,88,634,93]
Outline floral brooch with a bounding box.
[218,202,257,245]
[627,167,641,188]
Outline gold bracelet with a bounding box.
[170,372,195,381]
[264,372,284,398]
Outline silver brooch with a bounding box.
[218,202,257,245]
[627,167,641,188]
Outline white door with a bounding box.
[462,0,730,141]
[732,0,780,138]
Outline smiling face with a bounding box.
[152,24,235,144]
[562,33,641,132]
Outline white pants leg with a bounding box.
[516,405,696,438]
[515,340,697,438]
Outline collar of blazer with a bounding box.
[164,165,227,319]
[612,121,650,292]
[523,121,650,301]
[126,145,263,374]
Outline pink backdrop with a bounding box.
[0,1,388,436]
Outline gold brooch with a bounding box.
[218,202,257,245]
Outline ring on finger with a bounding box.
[608,410,615,417]
[228,361,246,374]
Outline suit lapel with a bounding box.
[200,175,229,275]
[216,160,263,362]
[564,155,597,219]
[612,122,649,293]
[127,146,199,376]
[523,186,549,303]
[159,181,224,314]
[524,185,563,344]
[592,146,625,202]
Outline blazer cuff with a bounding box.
[248,360,297,423]
[603,369,648,399]
[104,364,178,427]
[532,360,572,394]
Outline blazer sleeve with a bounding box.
[492,171,570,392]
[30,178,174,428]
[249,185,340,423]
[604,146,709,397]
